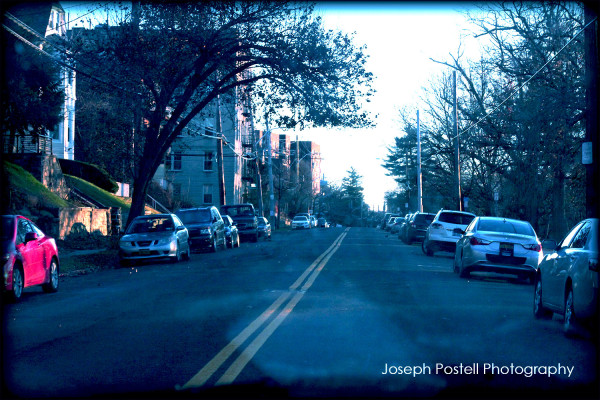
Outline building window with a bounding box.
[165,152,182,171]
[204,151,214,171]
[203,184,213,204]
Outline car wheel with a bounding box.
[422,240,434,257]
[235,234,240,248]
[533,276,552,319]
[211,236,218,252]
[42,258,59,293]
[183,242,191,260]
[564,287,576,335]
[172,243,182,263]
[458,253,469,278]
[9,265,24,302]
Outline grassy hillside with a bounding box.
[3,161,71,210]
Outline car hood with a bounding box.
[183,222,212,230]
[121,232,176,242]
[231,216,256,222]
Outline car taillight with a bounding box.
[590,258,598,272]
[522,243,542,252]
[470,237,491,246]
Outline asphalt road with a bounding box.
[2,227,598,399]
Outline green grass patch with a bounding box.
[65,175,130,209]
[4,161,70,208]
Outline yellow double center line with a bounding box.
[179,228,350,389]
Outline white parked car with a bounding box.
[453,216,543,281]
[422,209,476,256]
[292,216,311,230]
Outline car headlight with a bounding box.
[120,241,135,247]
[201,228,211,234]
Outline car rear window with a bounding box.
[438,212,475,225]
[478,219,535,236]
[414,214,435,224]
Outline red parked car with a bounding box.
[2,215,60,301]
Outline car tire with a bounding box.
[533,276,552,319]
[172,243,182,263]
[42,258,59,293]
[235,234,240,248]
[458,253,469,278]
[563,287,576,336]
[183,242,191,261]
[9,265,24,302]
[211,236,219,252]
[422,240,434,257]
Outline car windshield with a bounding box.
[176,209,211,224]
[126,217,174,234]
[478,219,536,237]
[221,206,254,217]
[294,216,308,221]
[438,212,475,225]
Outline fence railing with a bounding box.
[2,133,52,155]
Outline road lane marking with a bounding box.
[180,228,350,389]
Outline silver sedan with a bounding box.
[453,216,543,281]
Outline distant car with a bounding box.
[292,216,310,229]
[389,217,403,234]
[257,217,272,240]
[2,215,60,301]
[453,216,542,281]
[176,207,226,252]
[422,210,476,256]
[534,218,598,335]
[317,218,329,228]
[222,215,240,248]
[220,204,259,242]
[402,212,435,244]
[119,213,190,265]
[385,214,401,232]
[309,216,318,228]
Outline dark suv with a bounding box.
[401,212,436,244]
[176,206,226,252]
[220,204,259,242]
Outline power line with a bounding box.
[453,15,598,142]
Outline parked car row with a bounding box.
[119,203,272,267]
[291,214,330,230]
[381,209,598,337]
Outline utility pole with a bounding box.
[247,93,263,216]
[453,70,462,211]
[266,114,275,223]
[584,3,599,218]
[216,95,226,206]
[416,109,423,212]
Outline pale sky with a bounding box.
[297,2,482,211]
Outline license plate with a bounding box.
[139,249,150,256]
[500,243,514,257]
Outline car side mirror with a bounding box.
[24,232,38,243]
[453,228,465,236]
[541,239,557,252]
[176,225,185,231]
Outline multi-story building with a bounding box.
[153,92,249,208]
[3,2,75,160]
[290,140,321,197]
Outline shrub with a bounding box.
[59,159,118,193]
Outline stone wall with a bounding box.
[5,154,69,199]
[58,207,110,240]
